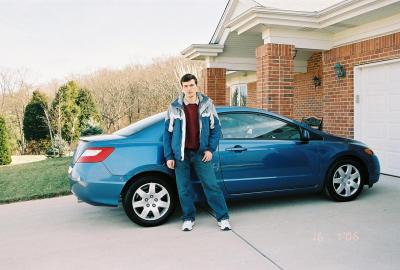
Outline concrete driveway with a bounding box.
[0,174,399,270]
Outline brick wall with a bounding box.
[293,52,323,121]
[201,33,400,139]
[256,43,295,117]
[247,81,257,108]
[322,32,400,138]
[201,68,226,106]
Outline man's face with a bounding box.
[181,79,198,99]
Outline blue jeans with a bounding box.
[175,149,229,222]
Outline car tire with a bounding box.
[123,175,177,227]
[324,159,365,202]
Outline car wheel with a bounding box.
[123,175,177,227]
[324,159,365,202]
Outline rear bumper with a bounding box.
[69,162,125,206]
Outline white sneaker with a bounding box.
[217,219,232,231]
[182,220,194,231]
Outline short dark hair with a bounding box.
[180,73,197,86]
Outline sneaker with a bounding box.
[182,220,194,231]
[217,219,232,231]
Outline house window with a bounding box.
[230,84,247,106]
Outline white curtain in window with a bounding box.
[230,84,247,106]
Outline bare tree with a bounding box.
[0,69,32,154]
[77,56,204,133]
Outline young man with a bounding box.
[163,73,231,231]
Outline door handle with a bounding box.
[225,145,247,152]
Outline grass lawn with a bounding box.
[0,157,72,204]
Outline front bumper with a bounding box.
[69,162,125,206]
[367,154,381,186]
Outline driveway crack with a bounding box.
[200,204,285,270]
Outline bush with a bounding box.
[50,81,81,144]
[0,116,12,165]
[23,91,49,142]
[25,139,51,155]
[81,125,103,136]
[46,135,69,157]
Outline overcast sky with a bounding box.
[0,0,342,85]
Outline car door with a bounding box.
[218,112,320,194]
[189,151,226,200]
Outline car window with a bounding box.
[113,112,165,136]
[219,113,301,140]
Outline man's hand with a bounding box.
[166,160,175,169]
[202,150,213,162]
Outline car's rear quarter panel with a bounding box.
[70,162,124,206]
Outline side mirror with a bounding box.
[301,129,310,142]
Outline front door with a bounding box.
[218,112,320,194]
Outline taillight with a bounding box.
[77,147,114,163]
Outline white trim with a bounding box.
[208,62,256,71]
[208,57,256,71]
[333,12,400,47]
[219,28,232,45]
[262,28,333,50]
[211,0,237,44]
[228,7,319,34]
[319,0,400,28]
[354,57,400,68]
[226,0,400,33]
[183,0,400,61]
[353,64,363,141]
[181,44,224,60]
[210,56,256,64]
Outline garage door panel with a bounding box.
[389,67,400,84]
[363,113,386,122]
[355,60,400,177]
[388,124,400,139]
[387,152,400,176]
[366,95,385,112]
[363,124,386,139]
[388,94,400,112]
[366,67,386,85]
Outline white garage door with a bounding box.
[354,59,400,177]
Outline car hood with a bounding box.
[324,134,367,146]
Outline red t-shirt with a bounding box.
[183,103,200,150]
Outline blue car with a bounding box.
[69,107,380,227]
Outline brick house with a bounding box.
[182,0,400,176]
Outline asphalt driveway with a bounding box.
[0,174,399,270]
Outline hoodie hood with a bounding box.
[171,92,210,110]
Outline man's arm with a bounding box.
[207,102,222,153]
[163,105,174,161]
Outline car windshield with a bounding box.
[113,111,166,136]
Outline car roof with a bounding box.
[216,106,297,124]
[113,106,325,138]
[159,106,312,131]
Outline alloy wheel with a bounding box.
[332,164,361,197]
[132,182,171,221]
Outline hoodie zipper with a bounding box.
[177,97,210,161]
